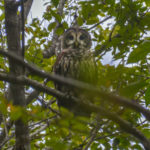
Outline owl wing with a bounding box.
[53,52,66,91]
[53,50,78,111]
[53,49,76,94]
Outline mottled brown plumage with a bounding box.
[53,27,96,116]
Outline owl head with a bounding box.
[62,27,92,50]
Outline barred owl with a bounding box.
[53,26,97,116]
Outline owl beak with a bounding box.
[75,41,79,47]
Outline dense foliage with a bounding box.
[0,0,150,149]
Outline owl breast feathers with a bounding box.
[53,27,97,116]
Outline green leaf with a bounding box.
[145,86,150,106]
[0,95,7,115]
[50,10,62,23]
[56,27,64,35]
[48,22,57,31]
[120,80,147,98]
[132,144,143,149]
[43,12,52,21]
[142,128,150,138]
[0,13,4,21]
[145,0,150,6]
[77,17,84,26]
[51,0,59,7]
[86,17,99,25]
[62,21,68,29]
[10,106,24,121]
[127,41,150,63]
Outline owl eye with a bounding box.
[79,35,86,40]
[67,35,74,40]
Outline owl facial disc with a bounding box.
[62,27,92,50]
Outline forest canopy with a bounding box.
[0,0,150,149]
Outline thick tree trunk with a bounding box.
[4,0,30,149]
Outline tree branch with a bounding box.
[0,112,3,125]
[43,0,67,58]
[94,33,121,57]
[0,49,150,122]
[0,120,13,147]
[19,0,33,29]
[0,73,64,99]
[88,16,112,30]
[26,90,40,105]
[22,0,33,21]
[83,123,100,150]
[0,133,14,149]
[30,124,48,140]
[0,72,149,149]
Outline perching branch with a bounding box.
[0,72,149,149]
[0,49,150,122]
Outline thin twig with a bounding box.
[37,97,60,116]
[83,123,100,150]
[0,133,14,149]
[0,120,13,146]
[3,116,8,138]
[88,16,112,30]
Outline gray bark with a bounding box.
[4,0,32,149]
